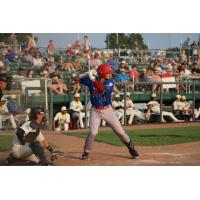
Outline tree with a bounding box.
[105,33,148,49]
[105,33,128,49]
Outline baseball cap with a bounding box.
[74,93,80,98]
[126,92,130,97]
[181,96,186,100]
[176,95,181,99]
[10,94,16,99]
[115,94,120,98]
[61,106,67,111]
[151,93,157,98]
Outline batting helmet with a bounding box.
[97,64,112,78]
[30,107,45,120]
[0,73,13,90]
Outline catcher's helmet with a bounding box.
[97,64,112,78]
[0,73,13,90]
[30,106,45,120]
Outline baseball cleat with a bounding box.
[124,140,139,159]
[129,148,139,159]
[80,152,89,160]
[6,155,17,165]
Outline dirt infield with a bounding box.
[1,122,200,166]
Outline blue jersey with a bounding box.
[81,77,114,108]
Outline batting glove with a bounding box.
[88,69,97,81]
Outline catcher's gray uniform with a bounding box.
[11,121,45,163]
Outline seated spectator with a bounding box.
[33,53,44,68]
[120,60,129,70]
[42,70,64,96]
[7,95,30,124]
[147,93,183,123]
[128,64,139,81]
[0,96,17,130]
[26,69,34,79]
[5,48,19,62]
[23,50,33,64]
[107,54,118,70]
[90,52,103,69]
[139,67,148,91]
[112,93,125,125]
[54,106,70,131]
[12,68,26,80]
[152,69,162,93]
[191,63,200,75]
[121,92,145,124]
[26,35,36,51]
[115,68,129,82]
[66,45,76,57]
[50,68,68,94]
[69,93,85,128]
[177,62,191,77]
[71,74,81,94]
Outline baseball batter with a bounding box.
[74,64,139,160]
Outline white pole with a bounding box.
[77,33,80,41]
[116,33,119,45]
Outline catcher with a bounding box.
[7,107,61,165]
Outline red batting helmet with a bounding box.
[97,64,112,78]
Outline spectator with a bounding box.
[69,93,85,128]
[26,69,34,79]
[191,63,200,75]
[33,53,44,68]
[147,93,183,123]
[26,35,36,51]
[129,64,139,81]
[9,34,18,46]
[107,54,118,69]
[7,95,30,124]
[23,50,33,64]
[47,40,55,56]
[12,68,25,80]
[42,70,64,96]
[90,52,102,69]
[54,106,70,131]
[71,74,81,94]
[82,35,90,51]
[115,68,129,82]
[0,96,17,130]
[50,68,68,94]
[6,48,19,62]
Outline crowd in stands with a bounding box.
[1,34,200,131]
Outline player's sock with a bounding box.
[123,140,139,158]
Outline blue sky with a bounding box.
[35,33,200,49]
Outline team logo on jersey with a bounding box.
[108,82,113,87]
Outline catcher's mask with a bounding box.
[30,107,46,122]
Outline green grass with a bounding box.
[65,127,200,146]
[0,135,12,152]
[0,135,57,152]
